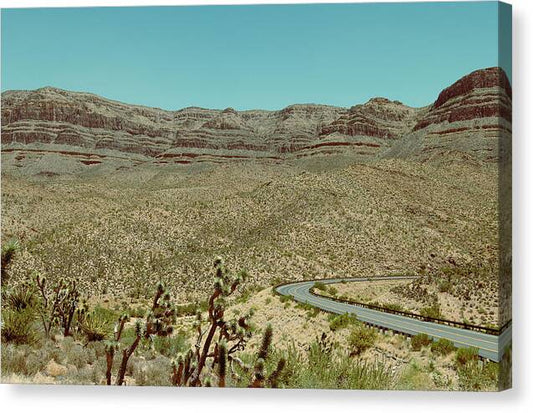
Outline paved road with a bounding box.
[276,277,512,362]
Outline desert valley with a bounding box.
[1,66,512,390]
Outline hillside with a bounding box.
[0,66,511,327]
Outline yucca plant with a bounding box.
[5,281,36,311]
[0,307,37,344]
[79,310,112,342]
[1,239,19,287]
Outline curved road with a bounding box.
[276,277,512,362]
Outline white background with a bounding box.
[0,0,531,412]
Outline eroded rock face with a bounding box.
[385,67,512,162]
[1,67,512,173]
[414,67,512,131]
[321,97,419,140]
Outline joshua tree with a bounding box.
[172,257,253,387]
[100,257,284,387]
[170,257,285,388]
[105,283,176,385]
[34,274,81,337]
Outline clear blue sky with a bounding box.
[1,2,511,110]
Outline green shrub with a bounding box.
[132,355,172,386]
[456,347,479,366]
[348,325,377,356]
[236,284,262,304]
[279,338,395,389]
[279,294,291,303]
[420,304,442,319]
[438,281,452,293]
[457,360,498,391]
[296,302,319,317]
[328,313,358,331]
[1,239,19,287]
[86,340,107,360]
[152,333,188,358]
[1,308,37,345]
[327,286,338,296]
[313,281,327,292]
[382,303,405,312]
[1,344,29,376]
[80,309,112,342]
[1,342,62,377]
[175,301,208,317]
[411,333,432,351]
[431,338,455,355]
[63,337,91,369]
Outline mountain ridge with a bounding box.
[1,67,512,174]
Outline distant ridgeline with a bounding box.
[1,67,511,172]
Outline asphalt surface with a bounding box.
[276,277,512,362]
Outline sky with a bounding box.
[1,2,511,111]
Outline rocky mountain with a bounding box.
[384,67,512,162]
[1,67,511,174]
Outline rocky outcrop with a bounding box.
[414,67,512,131]
[1,67,512,174]
[321,97,419,139]
[384,67,512,162]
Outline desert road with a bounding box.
[276,277,512,362]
